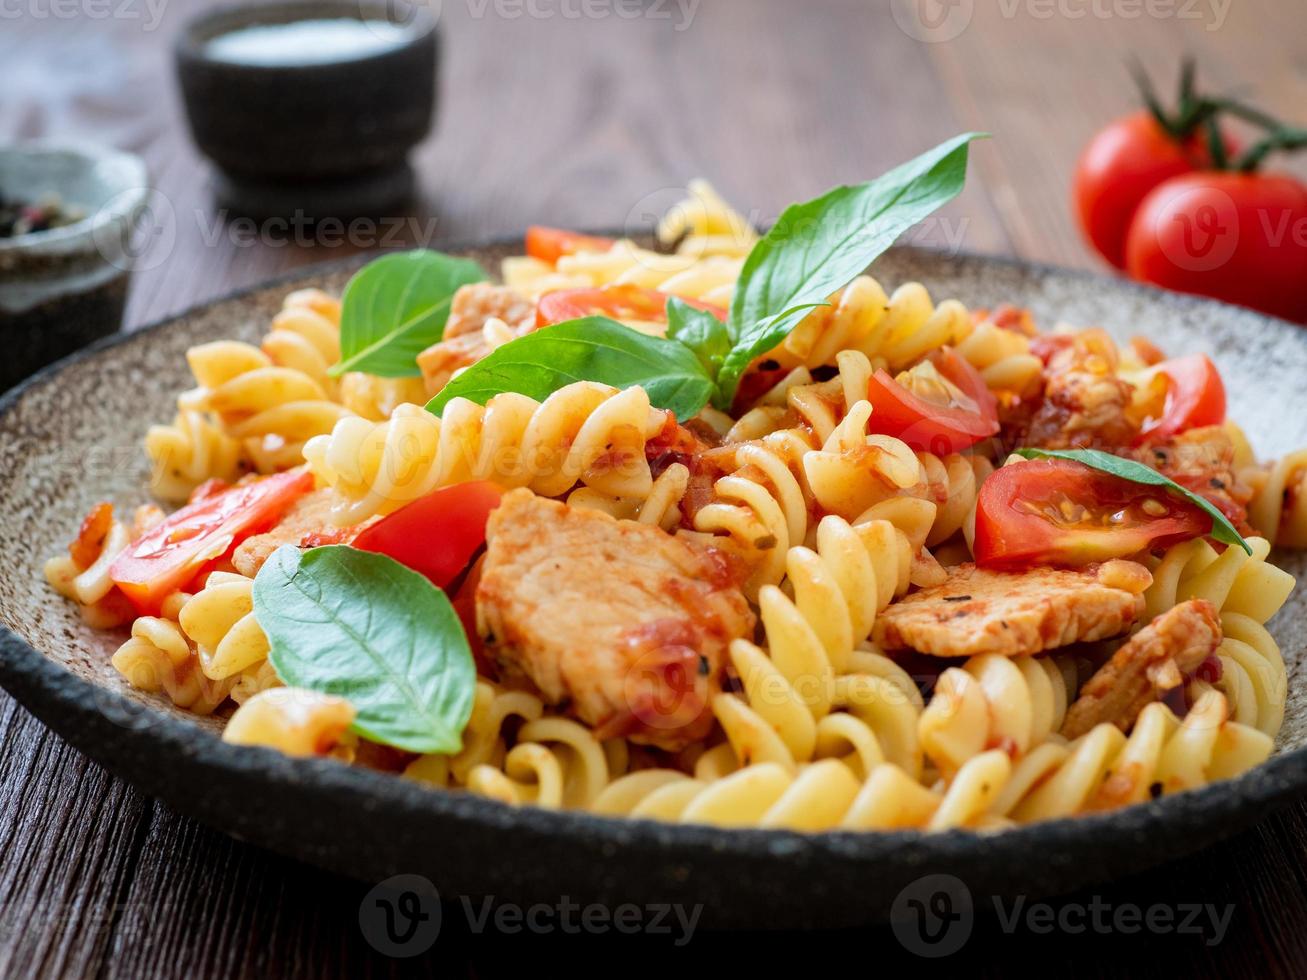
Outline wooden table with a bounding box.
[4,1,1306,974]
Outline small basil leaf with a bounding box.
[330,250,486,378]
[665,297,730,378]
[252,545,476,753]
[425,316,716,422]
[714,132,986,409]
[1012,447,1253,555]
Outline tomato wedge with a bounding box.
[111,469,314,614]
[525,226,615,265]
[1133,353,1225,445]
[865,348,999,454]
[536,284,727,330]
[351,481,503,589]
[973,458,1210,568]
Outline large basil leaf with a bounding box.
[425,316,716,422]
[714,132,985,408]
[252,545,476,753]
[330,250,486,378]
[1013,447,1252,554]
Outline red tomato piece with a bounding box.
[1125,171,1307,324]
[731,360,791,414]
[524,226,615,265]
[110,469,315,614]
[1074,111,1230,270]
[1133,353,1226,445]
[865,348,999,454]
[350,481,503,589]
[451,554,491,675]
[535,284,727,329]
[973,458,1211,569]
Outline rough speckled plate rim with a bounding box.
[2,241,1306,888]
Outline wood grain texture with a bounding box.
[2,0,1306,974]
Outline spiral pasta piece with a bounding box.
[655,178,759,259]
[951,312,1044,396]
[802,400,923,521]
[919,653,1077,778]
[145,409,244,504]
[222,687,356,756]
[304,384,667,525]
[1250,449,1307,548]
[775,276,966,374]
[565,462,690,530]
[913,451,994,547]
[111,615,234,715]
[690,427,817,594]
[464,718,612,810]
[177,572,271,682]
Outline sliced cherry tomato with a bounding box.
[1133,353,1226,445]
[351,481,503,589]
[973,458,1210,568]
[535,284,727,330]
[1125,171,1307,324]
[111,469,314,614]
[865,347,999,454]
[524,226,615,265]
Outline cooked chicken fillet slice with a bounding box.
[476,489,755,750]
[871,559,1152,658]
[231,488,366,577]
[416,283,537,395]
[1060,599,1222,739]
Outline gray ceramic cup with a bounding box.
[0,143,148,390]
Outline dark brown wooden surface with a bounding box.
[3,1,1307,975]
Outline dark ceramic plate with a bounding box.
[2,243,1305,929]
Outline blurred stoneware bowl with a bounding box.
[175,0,439,220]
[0,142,147,391]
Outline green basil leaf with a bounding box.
[425,316,716,422]
[330,250,486,378]
[252,545,476,753]
[714,132,986,409]
[665,297,730,378]
[1012,447,1253,555]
